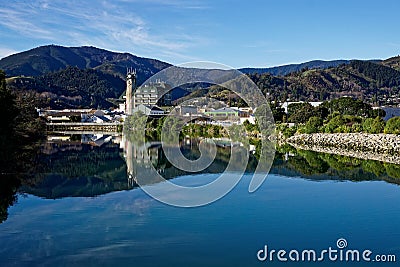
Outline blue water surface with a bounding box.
[0,173,399,267]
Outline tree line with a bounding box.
[275,97,400,137]
[0,70,45,223]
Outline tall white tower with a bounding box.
[125,68,136,115]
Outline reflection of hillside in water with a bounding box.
[24,134,259,199]
[20,134,400,200]
[272,145,400,186]
[21,134,129,198]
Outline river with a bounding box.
[0,133,399,266]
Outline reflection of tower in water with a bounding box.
[121,136,252,187]
[122,135,164,188]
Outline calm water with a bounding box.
[0,134,399,266]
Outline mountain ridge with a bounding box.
[1,45,385,78]
[239,60,351,76]
[0,45,171,83]
[1,45,400,108]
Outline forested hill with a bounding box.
[180,59,400,107]
[239,60,351,76]
[382,55,400,71]
[6,66,125,109]
[0,45,171,83]
[249,59,400,105]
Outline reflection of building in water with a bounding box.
[43,134,115,154]
[81,134,113,146]
[122,135,165,187]
[120,136,258,188]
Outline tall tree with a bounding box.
[0,70,18,133]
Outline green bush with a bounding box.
[385,163,400,179]
[304,116,323,134]
[362,118,373,132]
[324,115,344,133]
[296,125,306,134]
[362,160,385,177]
[384,116,400,134]
[362,117,385,134]
[334,125,351,133]
[321,97,373,117]
[288,103,315,123]
[351,123,363,133]
[278,123,297,138]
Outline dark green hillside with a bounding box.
[381,55,400,71]
[0,45,171,82]
[0,45,88,76]
[176,58,400,107]
[7,66,125,108]
[348,60,400,87]
[250,60,400,105]
[240,60,351,76]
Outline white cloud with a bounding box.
[0,7,54,38]
[0,47,18,59]
[114,0,208,10]
[0,0,209,62]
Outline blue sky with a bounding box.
[1,0,400,68]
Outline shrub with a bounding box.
[285,127,297,138]
[334,125,351,133]
[288,103,315,123]
[385,163,400,179]
[362,118,373,132]
[351,123,363,133]
[279,123,297,138]
[362,117,385,134]
[384,116,400,134]
[304,116,323,134]
[324,115,344,133]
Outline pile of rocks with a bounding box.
[288,133,400,154]
[287,133,400,164]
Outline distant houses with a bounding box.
[38,108,123,123]
[39,109,91,123]
[40,71,335,128]
[133,104,165,116]
[122,71,257,125]
[204,107,246,118]
[45,111,81,123]
[175,105,198,116]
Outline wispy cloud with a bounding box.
[0,7,53,38]
[387,42,400,48]
[0,47,18,59]
[242,41,272,49]
[114,0,209,10]
[0,0,208,61]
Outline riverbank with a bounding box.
[287,133,400,164]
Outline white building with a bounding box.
[132,104,165,116]
[281,101,323,113]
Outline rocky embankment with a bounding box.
[287,133,400,164]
